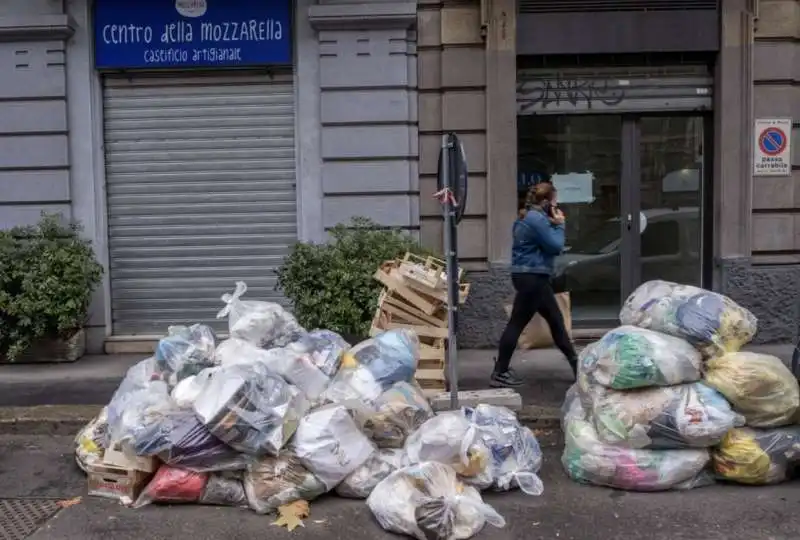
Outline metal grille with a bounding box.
[518,0,718,13]
[0,499,60,540]
[103,71,297,335]
[517,65,713,115]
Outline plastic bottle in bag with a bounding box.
[217,281,305,348]
[367,461,506,540]
[619,280,757,358]
[580,326,703,390]
[464,404,544,496]
[193,363,310,456]
[704,351,800,428]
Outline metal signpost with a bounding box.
[436,133,468,410]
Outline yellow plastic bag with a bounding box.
[713,427,800,485]
[704,352,800,427]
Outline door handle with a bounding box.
[626,213,633,231]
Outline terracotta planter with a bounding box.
[1,329,86,364]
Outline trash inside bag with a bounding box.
[215,338,330,402]
[405,412,492,483]
[217,281,305,348]
[292,405,376,491]
[367,461,506,540]
[464,404,544,496]
[704,352,800,428]
[712,426,800,485]
[105,380,174,454]
[363,381,435,449]
[619,280,757,358]
[193,363,309,456]
[243,452,327,515]
[578,374,744,449]
[336,449,405,499]
[287,329,350,377]
[561,389,712,491]
[326,330,420,404]
[155,324,217,386]
[75,408,109,473]
[199,473,249,507]
[132,409,248,472]
[170,368,218,408]
[133,466,209,508]
[580,326,703,390]
[105,358,164,443]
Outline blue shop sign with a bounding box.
[94,0,292,69]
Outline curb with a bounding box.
[518,405,561,429]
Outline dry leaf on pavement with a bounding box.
[272,500,310,532]
[57,497,82,509]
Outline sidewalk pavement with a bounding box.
[2,432,798,540]
[0,343,796,434]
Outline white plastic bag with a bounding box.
[367,461,506,540]
[193,363,309,456]
[287,329,350,377]
[74,407,109,473]
[170,368,218,408]
[336,449,405,499]
[154,324,217,386]
[292,405,376,491]
[464,404,544,496]
[217,281,305,348]
[580,326,703,390]
[405,412,492,483]
[244,452,327,515]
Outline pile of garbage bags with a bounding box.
[563,279,800,491]
[75,281,544,540]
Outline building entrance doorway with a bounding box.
[517,114,710,326]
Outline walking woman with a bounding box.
[491,182,579,388]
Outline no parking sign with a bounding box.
[754,118,793,176]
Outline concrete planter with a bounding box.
[1,329,86,364]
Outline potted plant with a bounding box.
[0,213,104,363]
[276,217,435,344]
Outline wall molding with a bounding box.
[308,1,416,31]
[0,15,76,42]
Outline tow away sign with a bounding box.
[754,118,793,177]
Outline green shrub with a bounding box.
[0,214,104,361]
[276,217,436,337]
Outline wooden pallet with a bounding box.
[398,252,464,291]
[374,264,469,316]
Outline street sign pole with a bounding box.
[440,134,461,410]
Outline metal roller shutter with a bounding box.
[103,71,296,335]
[517,65,713,115]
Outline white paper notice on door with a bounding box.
[551,172,595,204]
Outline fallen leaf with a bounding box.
[273,500,310,532]
[57,497,82,509]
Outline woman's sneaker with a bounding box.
[490,370,524,388]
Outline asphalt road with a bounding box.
[2,434,798,540]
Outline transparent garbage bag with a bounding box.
[324,330,419,405]
[74,407,109,473]
[132,408,249,472]
[405,412,492,485]
[217,281,305,348]
[193,363,309,456]
[170,368,218,408]
[561,389,713,491]
[363,381,435,449]
[704,351,800,428]
[133,466,208,508]
[336,449,405,499]
[367,461,506,540]
[286,329,350,377]
[199,472,249,507]
[712,426,800,485]
[578,374,744,449]
[292,404,377,490]
[105,357,165,442]
[154,324,217,386]
[581,326,703,390]
[105,380,175,454]
[463,404,544,496]
[215,338,330,402]
[619,280,757,358]
[243,452,327,515]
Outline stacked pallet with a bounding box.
[371,253,470,396]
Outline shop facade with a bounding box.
[417,0,800,347]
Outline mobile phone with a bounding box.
[541,201,553,217]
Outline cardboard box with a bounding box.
[87,463,153,502]
[102,445,157,473]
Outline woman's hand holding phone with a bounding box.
[551,208,566,226]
